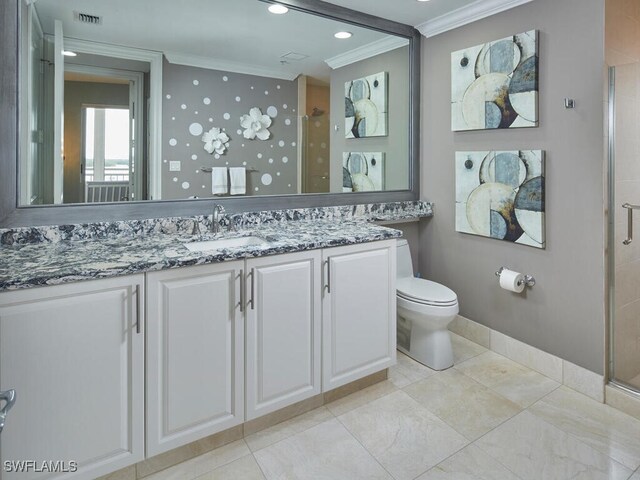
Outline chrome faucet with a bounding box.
[212,204,225,233]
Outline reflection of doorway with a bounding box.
[63,65,143,203]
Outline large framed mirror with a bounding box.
[0,0,420,226]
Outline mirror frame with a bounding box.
[0,0,420,227]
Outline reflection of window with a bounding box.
[84,107,130,182]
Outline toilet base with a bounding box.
[398,320,454,371]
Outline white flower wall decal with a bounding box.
[202,127,230,155]
[240,107,272,140]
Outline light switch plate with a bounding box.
[169,161,181,172]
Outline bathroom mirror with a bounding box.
[16,0,415,206]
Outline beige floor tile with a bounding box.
[404,369,521,440]
[455,351,559,407]
[451,332,487,364]
[476,411,632,480]
[195,455,265,480]
[529,386,640,471]
[416,444,521,480]
[631,469,640,480]
[254,418,392,480]
[388,351,437,387]
[338,390,468,480]
[244,407,333,452]
[144,460,196,480]
[325,380,397,416]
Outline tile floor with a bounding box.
[145,333,640,480]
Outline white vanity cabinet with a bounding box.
[0,275,145,480]
[244,251,322,420]
[145,261,244,457]
[322,240,396,391]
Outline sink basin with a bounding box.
[184,236,268,252]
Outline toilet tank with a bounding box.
[396,239,414,279]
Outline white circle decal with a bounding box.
[189,123,203,136]
[203,97,211,105]
[223,113,231,120]
[182,182,190,189]
[169,138,177,146]
[267,106,278,117]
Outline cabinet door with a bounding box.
[0,275,145,480]
[245,251,322,420]
[146,262,244,457]
[322,240,396,391]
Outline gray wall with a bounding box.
[330,46,410,192]
[420,0,606,373]
[162,60,298,199]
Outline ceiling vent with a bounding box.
[73,12,102,25]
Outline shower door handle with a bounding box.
[622,203,640,245]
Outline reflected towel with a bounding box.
[229,167,246,195]
[211,167,228,195]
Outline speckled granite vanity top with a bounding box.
[0,201,431,291]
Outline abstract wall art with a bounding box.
[455,150,545,248]
[345,72,387,138]
[451,30,538,131]
[342,152,385,192]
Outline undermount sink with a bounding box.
[184,236,268,252]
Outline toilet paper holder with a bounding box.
[495,267,536,288]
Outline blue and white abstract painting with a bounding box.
[451,31,538,131]
[455,150,545,248]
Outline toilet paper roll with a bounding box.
[499,268,525,293]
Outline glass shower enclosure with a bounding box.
[609,65,640,394]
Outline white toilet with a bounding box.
[396,239,459,370]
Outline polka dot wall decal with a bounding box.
[282,156,289,163]
[209,118,213,122]
[225,161,229,165]
[285,119,291,126]
[163,159,168,163]
[268,158,274,164]
[267,106,278,117]
[288,184,292,187]
[237,129,242,135]
[277,85,281,89]
[277,172,281,176]
[172,117,176,121]
[278,140,285,147]
[169,138,177,146]
[317,157,324,164]
[215,154,220,159]
[242,161,247,165]
[310,143,314,148]
[315,121,321,128]
[202,185,206,189]
[255,187,259,192]
[235,96,241,102]
[186,143,190,147]
[189,123,203,136]
[172,177,178,182]
[203,97,211,105]
[166,94,172,99]
[242,143,245,147]
[195,111,198,115]
[321,142,327,149]
[223,76,228,82]
[182,182,190,189]
[292,142,297,147]
[292,108,296,113]
[265,91,269,95]
[193,80,199,85]
[283,104,288,109]
[195,170,199,173]
[251,86,254,90]
[192,154,198,160]
[257,153,263,159]
[181,104,187,110]
[223,113,231,120]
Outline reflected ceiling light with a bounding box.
[268,4,289,14]
[334,31,352,39]
[62,51,77,57]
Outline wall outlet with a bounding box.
[169,161,181,172]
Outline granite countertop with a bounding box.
[0,219,402,291]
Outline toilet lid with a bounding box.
[397,277,458,306]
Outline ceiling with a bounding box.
[320,0,479,27]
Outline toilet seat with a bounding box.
[397,277,458,307]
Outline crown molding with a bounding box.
[325,36,410,70]
[416,0,535,38]
[164,52,298,81]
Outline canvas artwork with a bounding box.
[451,30,538,131]
[345,72,387,138]
[342,152,385,192]
[455,150,545,248]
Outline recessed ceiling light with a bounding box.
[268,4,289,14]
[417,0,431,2]
[334,31,352,39]
[62,51,77,57]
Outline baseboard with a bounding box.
[605,384,640,420]
[450,315,605,403]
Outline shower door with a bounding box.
[609,64,640,393]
